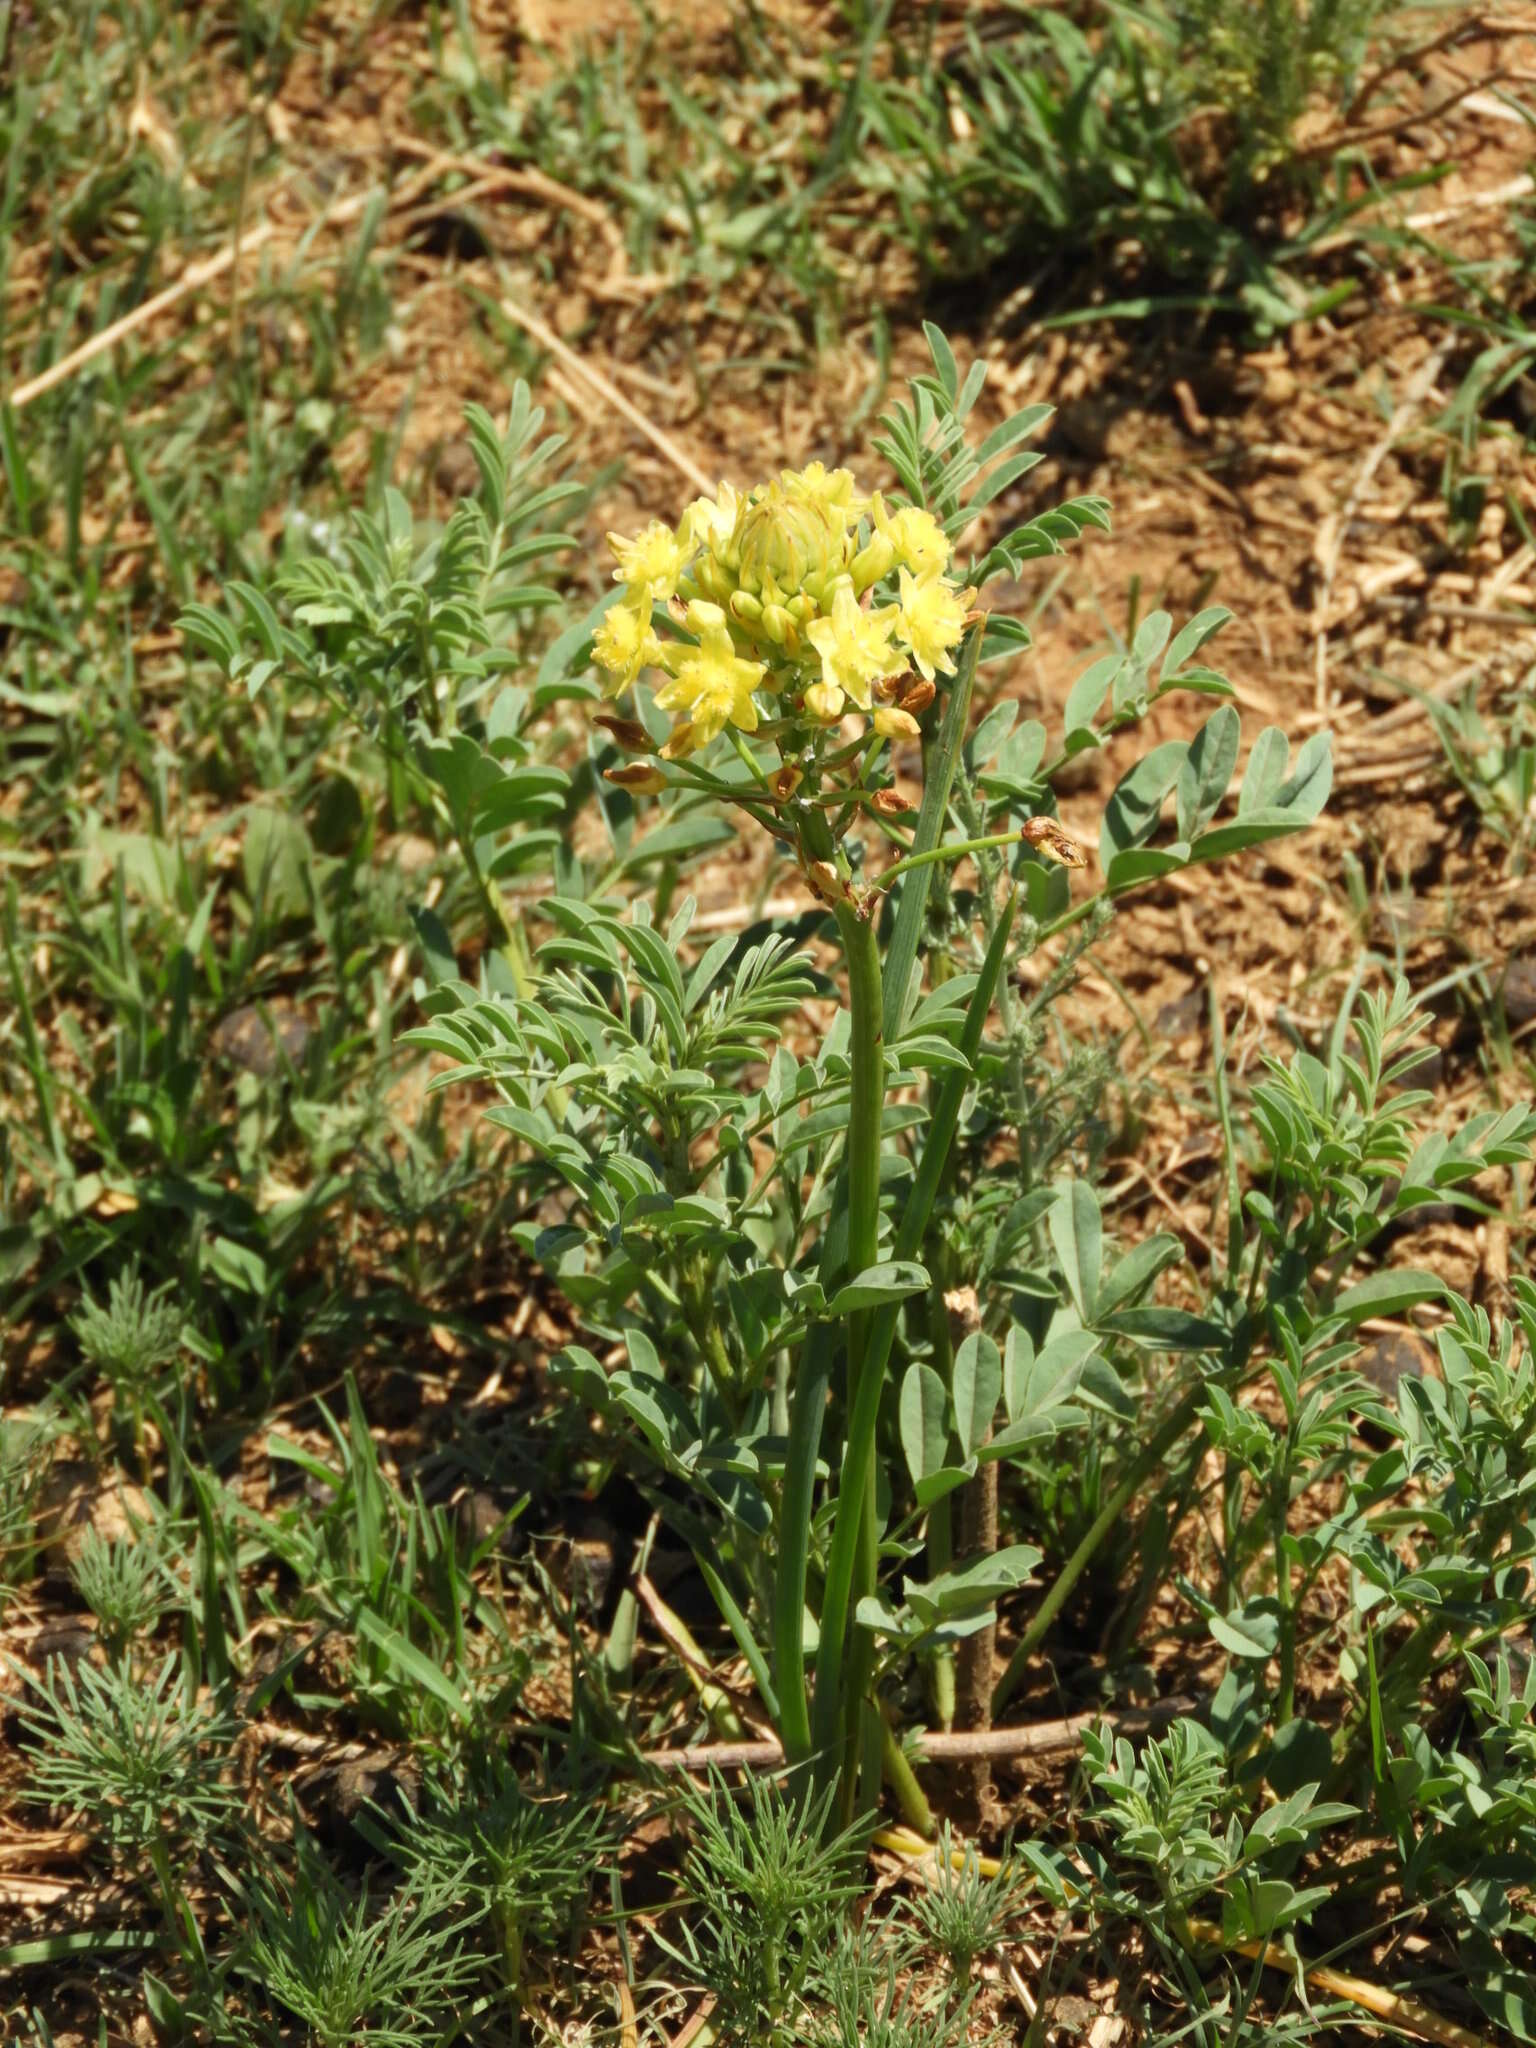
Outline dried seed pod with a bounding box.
[660,723,696,760]
[1022,815,1087,868]
[593,712,655,753]
[804,859,850,907]
[898,678,936,716]
[770,764,804,800]
[604,764,667,794]
[872,788,916,816]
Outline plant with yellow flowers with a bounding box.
[414,326,1334,1832]
[595,465,972,751]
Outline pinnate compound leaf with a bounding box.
[1333,1268,1448,1321]
[826,1261,930,1317]
[953,1333,1002,1455]
[1099,739,1188,871]
[1209,1603,1282,1660]
[1160,604,1233,679]
[1176,705,1241,843]
[900,1363,951,1486]
[1049,1180,1101,1321]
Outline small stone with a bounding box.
[1501,956,1536,1028]
[1042,1994,1101,2041]
[314,1751,424,1853]
[560,1533,616,1613]
[455,1489,511,1551]
[433,439,482,499]
[1155,988,1204,1042]
[212,1003,312,1077]
[39,1464,152,1574]
[1353,1330,1439,1444]
[27,1619,98,1672]
[327,1750,422,1824]
[389,833,440,875]
[302,1468,339,1510]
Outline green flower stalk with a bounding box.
[593,438,1095,1828]
[595,464,996,1818]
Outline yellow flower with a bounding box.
[805,581,904,718]
[681,482,741,554]
[608,520,684,602]
[782,461,866,527]
[653,602,765,746]
[896,569,972,682]
[592,598,659,697]
[880,503,952,578]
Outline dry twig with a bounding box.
[1312,346,1449,712]
[496,292,715,495]
[641,1695,1200,1772]
[7,156,456,414]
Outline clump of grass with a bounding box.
[232,1830,486,2048]
[391,1751,610,2008]
[0,1416,51,1605]
[435,0,1403,339]
[69,1523,175,1661]
[902,1826,1030,1987]
[70,1268,185,1462]
[15,1651,240,1935]
[667,1771,871,2048]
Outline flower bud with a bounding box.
[729,589,764,625]
[736,484,844,599]
[872,706,921,741]
[849,532,896,593]
[804,681,844,722]
[872,788,915,816]
[760,603,799,649]
[604,763,667,794]
[593,712,655,753]
[694,555,733,603]
[899,677,936,715]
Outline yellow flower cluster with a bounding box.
[593,465,976,752]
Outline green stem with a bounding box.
[1272,1480,1296,1728]
[781,847,1015,1807]
[992,1384,1206,1718]
[925,1277,957,1731]
[811,891,1021,1811]
[875,830,1028,893]
[809,903,886,1812]
[882,626,980,1044]
[881,1717,936,1837]
[774,1323,833,1766]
